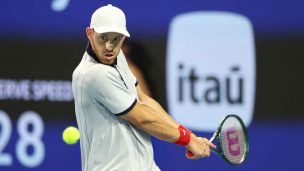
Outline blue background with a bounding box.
[1,0,304,38]
[4,121,304,170]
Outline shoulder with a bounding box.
[117,50,128,66]
[86,64,116,83]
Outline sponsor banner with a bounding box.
[166,12,255,131]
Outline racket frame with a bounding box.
[210,114,249,165]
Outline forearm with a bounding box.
[121,101,180,142]
[131,86,192,144]
[132,103,179,142]
[140,97,180,129]
[120,100,214,158]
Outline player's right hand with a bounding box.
[185,134,216,160]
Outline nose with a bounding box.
[105,41,114,51]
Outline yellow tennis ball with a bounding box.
[62,126,80,145]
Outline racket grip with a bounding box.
[186,149,194,157]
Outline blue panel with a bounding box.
[1,121,304,170]
[0,0,304,38]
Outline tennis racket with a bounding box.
[187,114,249,165]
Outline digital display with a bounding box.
[0,41,81,170]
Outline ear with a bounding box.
[122,36,126,42]
[86,27,93,40]
[120,36,126,45]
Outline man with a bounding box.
[72,4,215,171]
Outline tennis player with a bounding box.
[72,4,215,171]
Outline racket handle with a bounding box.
[186,149,194,157]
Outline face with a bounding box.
[86,27,126,65]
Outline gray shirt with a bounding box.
[72,46,160,171]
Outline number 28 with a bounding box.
[0,110,45,168]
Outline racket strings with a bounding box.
[220,118,247,164]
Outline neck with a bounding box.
[86,42,99,63]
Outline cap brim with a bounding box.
[93,26,130,37]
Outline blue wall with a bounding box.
[4,121,304,171]
[1,0,304,38]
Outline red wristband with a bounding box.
[174,126,191,146]
[179,125,192,134]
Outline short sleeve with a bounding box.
[91,69,137,116]
[129,69,138,87]
[118,50,138,86]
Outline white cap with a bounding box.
[90,4,130,37]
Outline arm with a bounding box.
[135,85,179,128]
[120,85,216,159]
[128,62,152,97]
[120,99,179,142]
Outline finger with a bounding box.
[208,142,216,149]
[205,148,210,157]
[185,150,200,160]
[202,139,216,149]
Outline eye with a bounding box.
[113,36,121,42]
[98,34,108,42]
[100,36,106,40]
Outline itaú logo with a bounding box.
[177,65,244,104]
[166,11,255,131]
